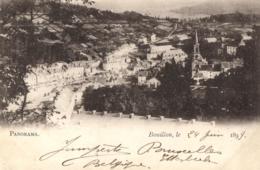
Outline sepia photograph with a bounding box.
[0,0,260,170]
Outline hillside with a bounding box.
[206,13,260,23]
[0,2,172,65]
[172,0,260,16]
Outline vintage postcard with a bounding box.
[0,0,259,170]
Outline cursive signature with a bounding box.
[83,158,149,169]
[137,142,221,164]
[39,136,148,169]
[160,154,217,164]
[137,142,222,155]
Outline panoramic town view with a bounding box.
[0,0,259,125]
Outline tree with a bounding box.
[0,64,28,120]
[1,0,95,24]
[47,0,94,23]
[157,61,193,118]
[82,63,193,119]
[205,67,257,120]
[237,40,256,73]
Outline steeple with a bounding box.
[193,30,201,58]
[191,30,208,84]
[195,30,199,44]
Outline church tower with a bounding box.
[193,30,202,59]
[192,30,208,80]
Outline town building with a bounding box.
[147,78,161,89]
[146,43,188,66]
[137,70,161,89]
[221,58,244,72]
[171,34,191,42]
[104,54,133,72]
[151,34,157,43]
[24,60,100,87]
[137,70,149,85]
[163,48,188,66]
[204,37,218,43]
[226,45,238,56]
[103,44,137,73]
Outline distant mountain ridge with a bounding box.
[172,0,260,15]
